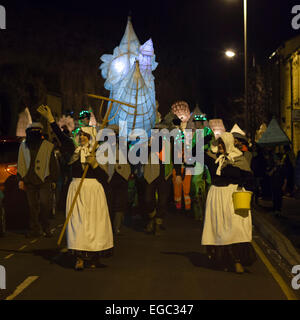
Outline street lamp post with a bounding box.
[243,0,249,138]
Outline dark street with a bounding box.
[0,210,295,300]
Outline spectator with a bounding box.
[251,144,267,204]
[294,151,300,199]
[267,153,288,218]
[282,145,295,197]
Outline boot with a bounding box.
[154,218,163,236]
[75,258,84,271]
[145,210,156,233]
[113,211,124,235]
[145,218,154,233]
[235,262,244,274]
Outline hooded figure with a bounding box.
[17,122,59,238]
[202,132,256,274]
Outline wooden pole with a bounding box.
[86,94,136,109]
[57,101,114,247]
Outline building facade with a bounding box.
[271,35,300,154]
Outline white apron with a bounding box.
[66,178,113,252]
[201,184,252,246]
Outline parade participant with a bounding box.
[67,128,113,270]
[232,132,252,166]
[143,126,175,235]
[202,132,256,274]
[73,110,97,146]
[78,110,91,127]
[171,101,193,212]
[190,113,212,221]
[17,122,59,238]
[37,105,76,210]
[98,125,131,235]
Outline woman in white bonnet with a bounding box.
[67,127,113,270]
[202,132,256,273]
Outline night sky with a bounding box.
[1,0,299,118]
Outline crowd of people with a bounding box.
[15,103,300,273]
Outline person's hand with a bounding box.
[175,175,182,185]
[86,155,98,169]
[51,183,56,190]
[18,181,25,190]
[37,105,55,123]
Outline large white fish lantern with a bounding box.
[99,17,158,138]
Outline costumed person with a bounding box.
[232,131,252,166]
[67,127,113,270]
[17,122,59,238]
[171,101,193,212]
[97,125,131,235]
[143,124,176,235]
[73,110,97,147]
[202,132,256,274]
[37,105,76,210]
[155,100,162,125]
[190,113,213,221]
[129,145,148,225]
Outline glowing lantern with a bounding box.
[99,16,158,138]
[208,119,226,138]
[16,107,32,137]
[171,101,191,123]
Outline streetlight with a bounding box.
[225,50,236,58]
[225,0,249,137]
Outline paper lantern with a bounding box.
[209,119,226,138]
[171,101,191,123]
[99,17,158,138]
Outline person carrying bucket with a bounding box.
[201,132,256,274]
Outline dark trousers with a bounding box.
[106,174,128,232]
[107,174,128,213]
[272,186,283,212]
[144,175,172,220]
[25,183,51,234]
[253,177,263,204]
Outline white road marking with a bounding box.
[5,276,39,300]
[30,239,38,244]
[18,245,27,251]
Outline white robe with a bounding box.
[201,184,252,246]
[66,178,113,252]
